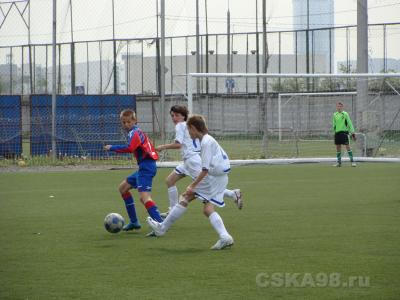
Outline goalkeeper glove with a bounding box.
[351,133,356,141]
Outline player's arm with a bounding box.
[344,113,357,140]
[345,113,355,133]
[105,132,141,153]
[157,123,185,151]
[332,113,336,132]
[155,141,181,152]
[184,169,208,197]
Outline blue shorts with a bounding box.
[126,159,157,192]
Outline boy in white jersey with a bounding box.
[155,105,242,218]
[147,114,234,250]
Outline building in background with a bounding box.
[121,53,331,94]
[292,0,335,72]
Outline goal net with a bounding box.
[185,73,400,162]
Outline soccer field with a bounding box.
[0,163,399,299]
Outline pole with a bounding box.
[70,0,75,94]
[188,74,193,113]
[156,0,161,96]
[51,0,57,160]
[262,0,267,74]
[196,0,200,94]
[227,2,231,73]
[160,0,166,141]
[205,0,209,93]
[112,0,117,94]
[306,0,310,90]
[357,0,368,131]
[28,0,33,94]
[9,47,12,94]
[262,0,268,155]
[278,94,281,141]
[256,0,260,94]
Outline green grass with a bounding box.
[0,164,400,299]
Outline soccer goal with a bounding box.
[185,72,400,164]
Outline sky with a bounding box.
[0,0,399,64]
[0,0,399,44]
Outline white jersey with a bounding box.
[175,122,200,160]
[200,134,230,176]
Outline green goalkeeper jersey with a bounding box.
[332,111,355,133]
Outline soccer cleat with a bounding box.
[146,217,165,236]
[122,221,141,231]
[351,162,357,167]
[233,189,243,210]
[333,163,341,167]
[145,231,157,237]
[210,236,234,250]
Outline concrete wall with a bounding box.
[19,94,399,137]
[137,94,400,136]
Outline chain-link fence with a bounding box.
[1,23,400,96]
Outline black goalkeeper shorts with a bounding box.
[334,131,349,145]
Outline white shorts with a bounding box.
[209,161,231,176]
[175,155,201,179]
[194,174,228,207]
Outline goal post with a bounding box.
[184,72,400,163]
[278,91,357,142]
[187,72,400,113]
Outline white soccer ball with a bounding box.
[17,160,26,167]
[104,213,125,233]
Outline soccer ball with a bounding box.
[104,213,125,233]
[17,160,26,167]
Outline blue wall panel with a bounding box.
[0,96,22,158]
[30,95,136,157]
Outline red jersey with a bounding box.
[110,125,158,164]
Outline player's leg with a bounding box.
[223,188,243,209]
[136,160,163,223]
[345,144,356,166]
[201,174,233,249]
[334,132,342,167]
[139,191,163,223]
[204,160,241,208]
[204,203,234,250]
[147,194,194,236]
[119,175,141,231]
[335,144,342,167]
[160,156,201,218]
[161,171,185,217]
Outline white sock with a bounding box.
[209,212,230,239]
[168,186,179,208]
[161,203,187,232]
[223,189,235,200]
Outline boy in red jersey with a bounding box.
[104,109,163,230]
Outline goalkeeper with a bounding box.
[332,102,356,167]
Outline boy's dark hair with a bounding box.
[170,105,189,121]
[120,109,137,120]
[187,115,208,134]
